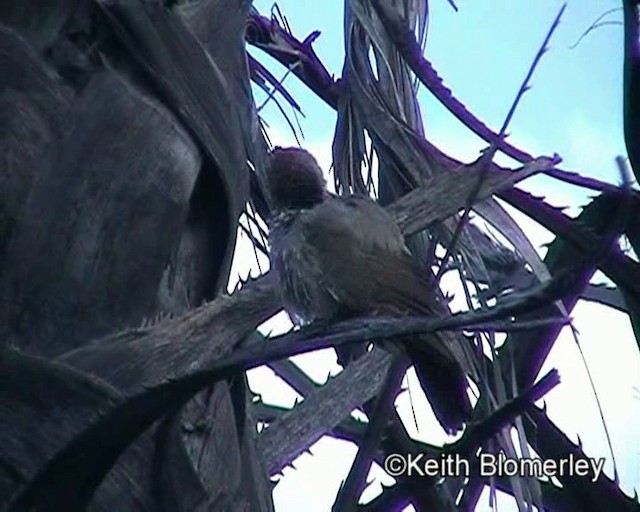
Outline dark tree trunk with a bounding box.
[0,1,273,510]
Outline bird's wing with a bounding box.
[296,195,441,317]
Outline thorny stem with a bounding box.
[433,4,566,285]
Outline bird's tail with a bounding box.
[407,339,472,435]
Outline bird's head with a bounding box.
[266,147,327,210]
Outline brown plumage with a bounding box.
[266,147,472,433]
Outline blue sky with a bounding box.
[238,1,639,510]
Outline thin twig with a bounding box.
[570,8,622,49]
[332,357,408,512]
[434,4,566,285]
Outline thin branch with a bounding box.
[248,54,303,113]
[433,4,566,284]
[570,8,623,49]
[332,356,408,512]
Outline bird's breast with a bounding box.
[269,210,343,324]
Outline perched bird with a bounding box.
[266,147,472,433]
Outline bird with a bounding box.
[265,147,472,434]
